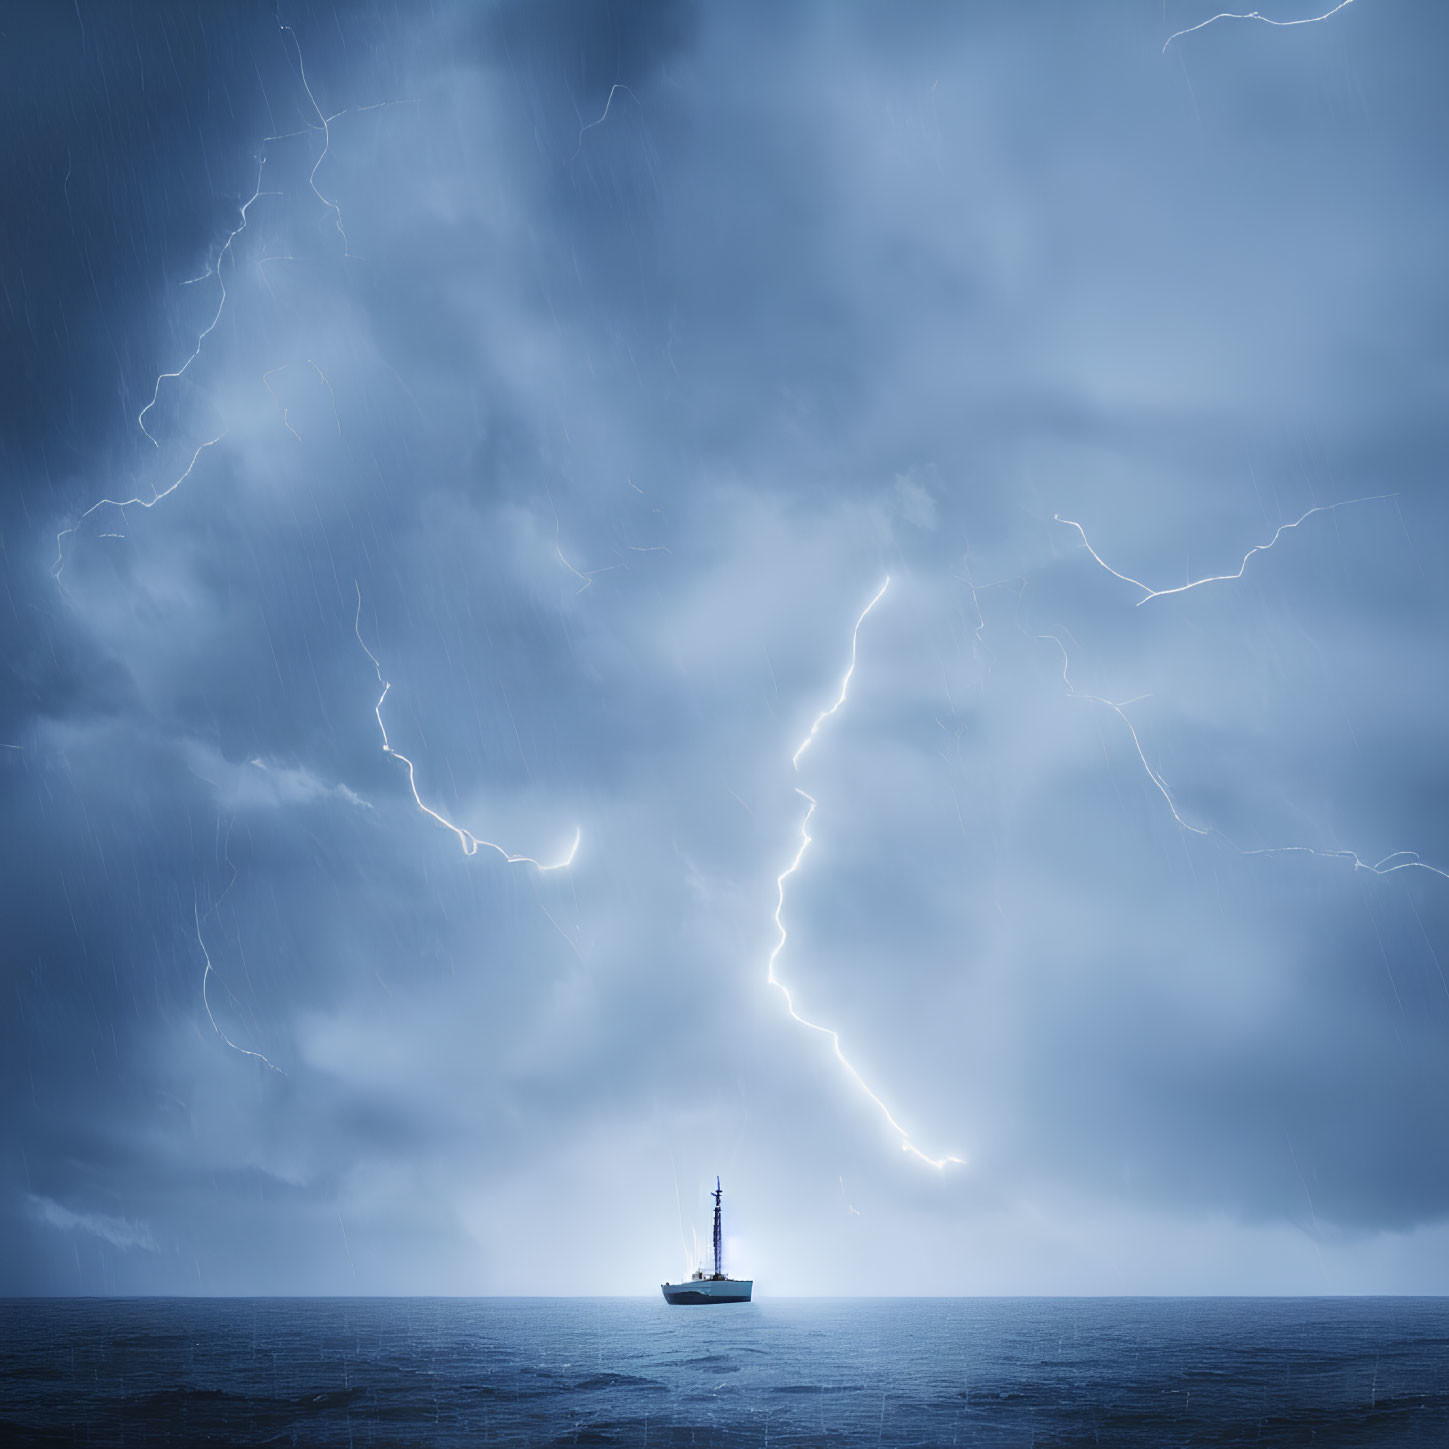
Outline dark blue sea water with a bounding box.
[2,1297,1447,1446]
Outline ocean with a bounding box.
[1,1297,1446,1446]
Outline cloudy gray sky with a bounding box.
[5,0,1449,1295]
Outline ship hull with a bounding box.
[661,1278,752,1305]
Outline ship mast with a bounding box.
[712,1177,723,1278]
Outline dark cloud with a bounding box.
[4,0,1449,1295]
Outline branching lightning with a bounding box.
[567,84,640,165]
[1164,0,1356,52]
[279,20,351,256]
[62,16,367,581]
[52,435,227,579]
[195,903,286,1074]
[767,576,964,1171]
[1040,630,1449,884]
[554,542,620,594]
[1054,495,1393,605]
[353,583,580,871]
[548,487,620,593]
[136,158,274,446]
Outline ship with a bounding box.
[661,1178,753,1305]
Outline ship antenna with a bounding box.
[712,1177,723,1278]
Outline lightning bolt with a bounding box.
[353,584,580,871]
[1040,630,1449,884]
[547,486,622,594]
[1054,495,1394,605]
[279,20,352,257]
[262,365,303,441]
[567,83,640,165]
[195,903,286,1075]
[792,578,891,767]
[64,18,373,580]
[308,359,343,434]
[136,157,274,446]
[767,576,964,1171]
[52,435,227,580]
[1164,0,1357,52]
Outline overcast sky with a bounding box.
[4,0,1449,1295]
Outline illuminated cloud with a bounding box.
[28,1197,158,1254]
[3,0,1448,1296]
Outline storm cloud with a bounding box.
[4,0,1449,1295]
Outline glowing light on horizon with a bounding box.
[767,576,965,1171]
[1054,495,1394,605]
[353,584,580,871]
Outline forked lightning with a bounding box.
[353,584,580,871]
[767,576,964,1171]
